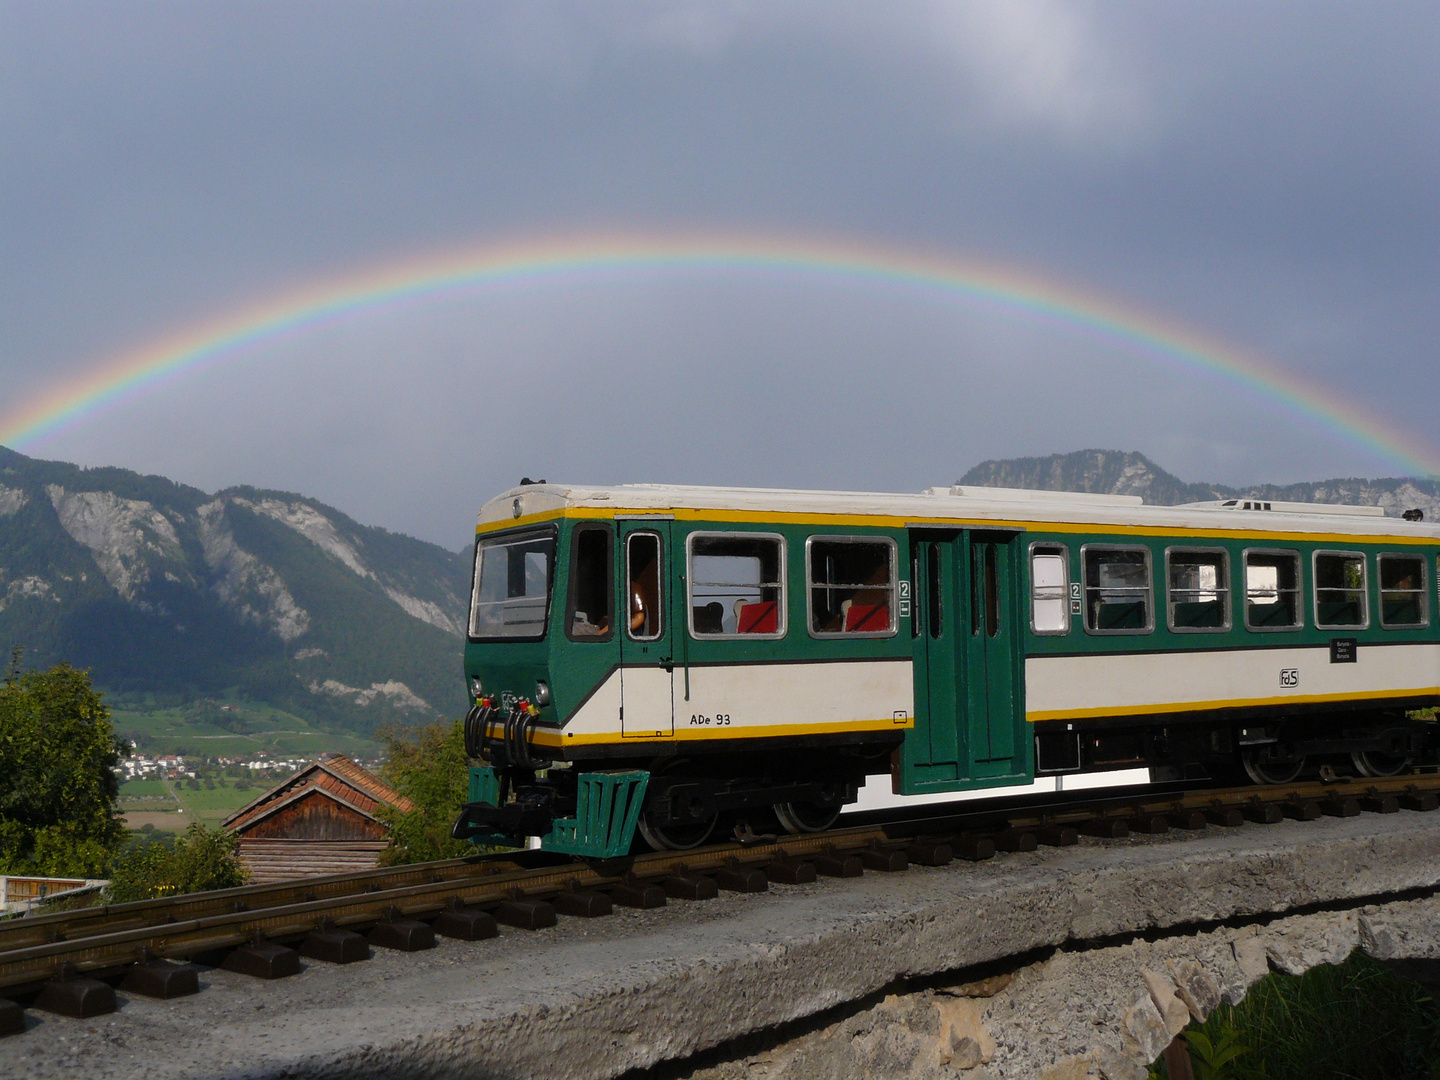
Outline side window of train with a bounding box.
[806,536,897,637]
[565,524,614,641]
[1243,549,1302,630]
[1029,544,1069,635]
[1166,548,1231,632]
[687,532,787,638]
[1378,553,1428,628]
[1313,550,1368,629]
[626,532,664,640]
[1082,545,1153,634]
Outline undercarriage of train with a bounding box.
[1033,707,1437,786]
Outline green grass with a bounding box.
[1151,951,1440,1080]
[110,697,381,759]
[118,779,170,798]
[168,782,260,824]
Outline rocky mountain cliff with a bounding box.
[960,450,1440,519]
[0,447,470,729]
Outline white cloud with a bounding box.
[920,0,1149,145]
[484,1,1148,148]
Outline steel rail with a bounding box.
[0,824,896,992]
[4,771,1439,995]
[0,848,558,953]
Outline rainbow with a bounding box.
[4,233,1436,476]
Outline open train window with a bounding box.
[626,532,664,640]
[1029,543,1069,635]
[469,527,556,640]
[1082,545,1153,634]
[1313,550,1368,629]
[1243,549,1301,630]
[687,532,786,639]
[1378,553,1428,628]
[1166,548,1230,632]
[806,536,896,637]
[565,524,614,641]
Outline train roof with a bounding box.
[477,481,1440,542]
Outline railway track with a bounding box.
[3,770,1439,1035]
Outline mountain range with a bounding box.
[0,447,470,732]
[960,449,1440,519]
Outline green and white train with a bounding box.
[452,481,1440,854]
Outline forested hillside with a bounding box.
[0,447,471,739]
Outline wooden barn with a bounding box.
[222,754,413,883]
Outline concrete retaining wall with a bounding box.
[4,811,1440,1079]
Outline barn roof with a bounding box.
[222,753,413,835]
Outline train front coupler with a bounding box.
[453,763,650,859]
[454,698,650,858]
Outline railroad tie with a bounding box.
[369,907,438,951]
[35,964,115,1019]
[432,904,498,941]
[300,919,371,964]
[992,829,1038,853]
[553,886,615,918]
[493,890,559,929]
[763,855,817,885]
[221,935,301,979]
[609,874,667,908]
[0,997,24,1038]
[713,860,768,893]
[120,953,200,998]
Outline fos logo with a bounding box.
[1279,669,1300,688]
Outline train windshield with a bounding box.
[469,528,557,639]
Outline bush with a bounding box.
[0,655,129,875]
[1152,951,1440,1080]
[108,824,246,903]
[375,719,476,865]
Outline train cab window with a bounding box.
[469,528,556,640]
[1379,554,1428,628]
[1166,548,1230,632]
[1314,551,1368,629]
[626,532,664,640]
[565,525,614,640]
[687,533,786,638]
[1029,544,1069,634]
[1244,550,1302,630]
[806,537,897,637]
[1082,546,1153,633]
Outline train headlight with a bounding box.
[534,680,552,706]
[469,677,484,701]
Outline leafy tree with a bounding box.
[375,718,476,865]
[107,823,246,903]
[0,653,129,876]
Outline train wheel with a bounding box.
[636,757,718,850]
[1242,750,1306,785]
[1351,750,1414,778]
[773,800,841,834]
[637,812,717,851]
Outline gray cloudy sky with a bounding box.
[3,1,1437,547]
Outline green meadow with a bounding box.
[109,694,381,759]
